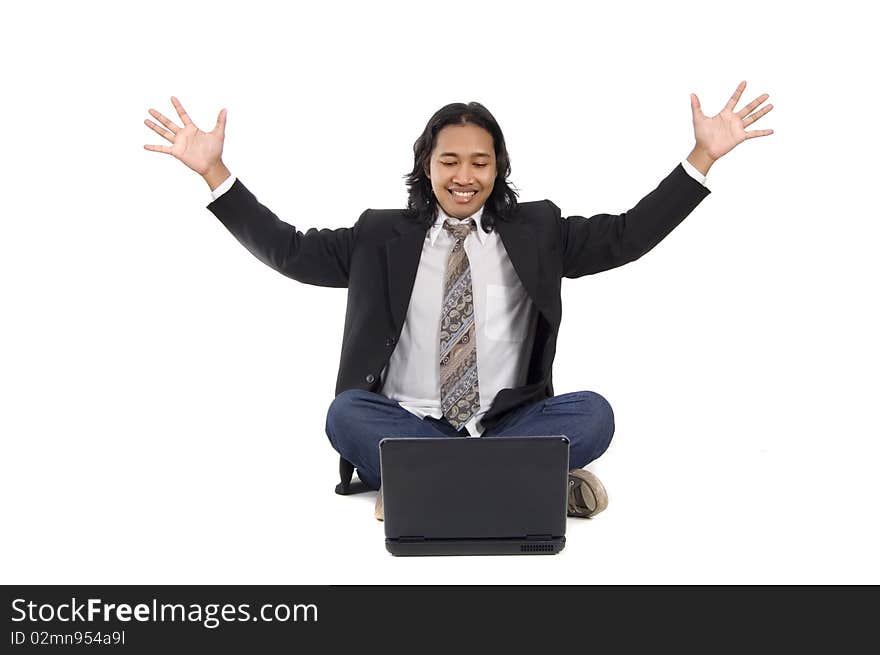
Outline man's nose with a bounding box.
[453,165,474,184]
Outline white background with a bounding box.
[2,0,877,584]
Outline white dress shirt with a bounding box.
[379,203,538,437]
[210,160,709,436]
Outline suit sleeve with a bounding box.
[206,178,363,288]
[553,163,711,279]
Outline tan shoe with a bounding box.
[374,487,384,521]
[567,469,608,518]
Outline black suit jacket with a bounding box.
[207,162,710,431]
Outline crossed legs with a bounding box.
[325,389,615,490]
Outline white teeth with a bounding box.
[452,190,476,198]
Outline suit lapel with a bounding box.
[386,220,428,333]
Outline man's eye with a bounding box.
[441,162,455,166]
[475,164,488,168]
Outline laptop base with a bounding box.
[386,536,565,557]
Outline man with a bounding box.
[143,82,774,520]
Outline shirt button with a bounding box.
[385,337,396,347]
[365,374,376,384]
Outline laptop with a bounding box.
[379,436,569,556]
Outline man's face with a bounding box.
[428,123,497,219]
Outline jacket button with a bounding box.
[385,337,396,347]
[366,374,376,384]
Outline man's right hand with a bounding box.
[143,97,229,187]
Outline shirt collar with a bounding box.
[428,204,488,246]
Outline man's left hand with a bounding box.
[691,80,774,163]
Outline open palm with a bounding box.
[691,81,774,161]
[143,97,227,176]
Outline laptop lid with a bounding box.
[379,436,569,542]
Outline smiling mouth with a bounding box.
[449,189,477,203]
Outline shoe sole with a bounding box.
[568,469,608,518]
[374,488,384,521]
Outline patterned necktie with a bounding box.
[439,218,480,430]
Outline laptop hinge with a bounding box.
[399,536,426,543]
[525,534,554,541]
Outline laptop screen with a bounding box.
[379,436,569,541]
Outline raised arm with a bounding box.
[144,97,359,287]
[206,178,362,287]
[555,162,711,278]
[557,80,774,278]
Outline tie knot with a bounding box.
[442,218,476,241]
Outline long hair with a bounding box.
[404,102,519,233]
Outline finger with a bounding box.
[743,104,773,128]
[143,143,173,154]
[726,80,747,111]
[148,108,179,135]
[690,93,702,116]
[144,118,175,143]
[744,129,774,139]
[737,93,770,118]
[171,96,194,127]
[214,108,227,134]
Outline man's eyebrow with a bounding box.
[437,151,493,158]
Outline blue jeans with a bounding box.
[325,389,615,490]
